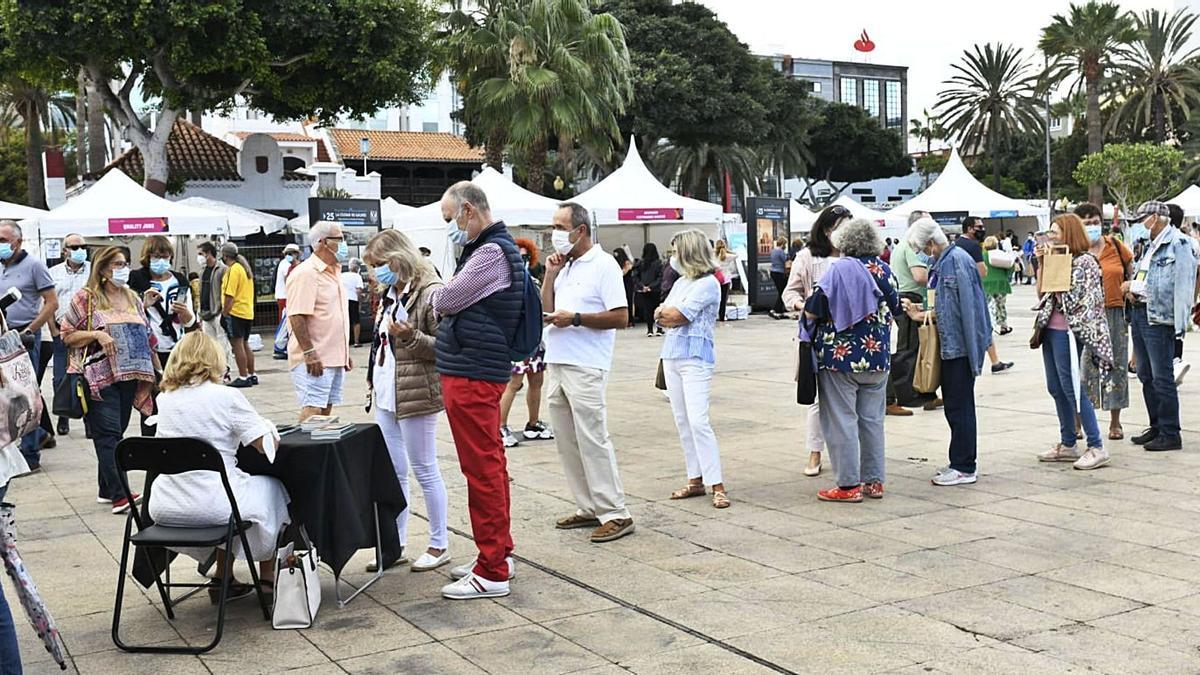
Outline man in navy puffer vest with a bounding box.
[432,182,524,600]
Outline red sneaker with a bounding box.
[862,482,884,499]
[111,493,141,515]
[817,486,863,503]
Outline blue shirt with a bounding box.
[808,257,899,373]
[770,248,788,273]
[660,274,720,364]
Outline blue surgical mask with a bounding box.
[69,248,87,264]
[1085,225,1102,242]
[916,251,933,266]
[149,257,171,275]
[447,220,468,246]
[284,254,295,264]
[335,241,349,262]
[110,267,130,287]
[0,244,13,261]
[374,264,398,287]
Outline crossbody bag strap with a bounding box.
[69,292,95,370]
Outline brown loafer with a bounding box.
[555,513,601,530]
[886,404,913,417]
[923,398,944,411]
[590,518,635,543]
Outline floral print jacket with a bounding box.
[1033,253,1114,371]
[808,256,900,374]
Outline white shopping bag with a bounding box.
[272,530,321,629]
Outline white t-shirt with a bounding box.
[275,258,292,300]
[341,271,364,303]
[373,286,408,413]
[543,245,628,371]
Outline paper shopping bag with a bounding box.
[914,314,941,394]
[1038,245,1072,293]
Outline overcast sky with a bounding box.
[695,0,1178,127]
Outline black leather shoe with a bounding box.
[56,418,69,436]
[1144,435,1182,452]
[1131,428,1159,445]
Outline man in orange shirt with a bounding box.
[286,221,352,421]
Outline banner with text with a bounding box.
[108,217,168,234]
[616,207,683,221]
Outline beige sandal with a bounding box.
[670,484,706,500]
[712,490,730,509]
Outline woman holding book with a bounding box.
[363,229,450,572]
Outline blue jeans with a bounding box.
[0,578,20,675]
[1130,304,1180,439]
[1042,329,1101,449]
[17,340,45,467]
[941,357,977,474]
[85,381,137,501]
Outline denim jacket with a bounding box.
[933,245,992,376]
[1143,227,1198,334]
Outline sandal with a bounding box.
[1109,427,1124,440]
[208,579,254,605]
[711,490,730,509]
[669,484,706,500]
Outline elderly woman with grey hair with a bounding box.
[899,218,992,487]
[802,219,900,502]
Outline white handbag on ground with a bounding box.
[272,529,321,629]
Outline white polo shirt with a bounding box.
[543,244,628,371]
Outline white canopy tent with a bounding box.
[36,170,229,238]
[178,197,287,237]
[0,201,46,221]
[1168,185,1200,217]
[381,197,414,227]
[886,148,1050,229]
[790,201,817,234]
[573,142,724,227]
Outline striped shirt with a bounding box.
[431,243,510,315]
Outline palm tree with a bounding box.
[443,0,511,171]
[472,0,632,193]
[1109,9,1200,143]
[654,142,760,204]
[1040,1,1138,204]
[0,78,76,208]
[935,43,1045,191]
[909,109,947,188]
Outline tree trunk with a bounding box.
[19,101,46,209]
[485,128,505,171]
[1153,96,1166,144]
[189,110,202,127]
[1085,73,1104,206]
[523,138,547,194]
[86,81,107,172]
[132,109,179,196]
[75,71,87,177]
[556,130,575,191]
[988,123,1000,192]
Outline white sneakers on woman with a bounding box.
[411,549,452,572]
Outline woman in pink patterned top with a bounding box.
[60,246,160,514]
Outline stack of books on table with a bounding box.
[310,423,356,440]
[300,415,339,432]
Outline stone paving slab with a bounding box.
[5,285,1200,673]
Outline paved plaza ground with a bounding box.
[6,284,1200,674]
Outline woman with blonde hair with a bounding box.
[981,236,1013,336]
[713,240,739,320]
[60,246,159,514]
[148,331,287,601]
[656,229,728,508]
[362,229,451,572]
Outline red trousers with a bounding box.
[441,374,513,582]
[277,299,286,314]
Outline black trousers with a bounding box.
[636,291,661,334]
[770,272,788,314]
[718,283,730,321]
[941,357,977,474]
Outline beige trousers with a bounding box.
[547,364,631,523]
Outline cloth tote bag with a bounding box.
[1038,245,1072,294]
[273,529,321,629]
[913,313,941,394]
[987,250,1016,269]
[0,314,43,449]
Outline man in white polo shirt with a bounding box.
[541,202,634,543]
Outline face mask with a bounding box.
[373,264,398,287]
[69,248,87,264]
[521,253,530,264]
[149,257,171,275]
[110,267,130,287]
[1085,225,1102,242]
[447,220,468,246]
[284,254,295,264]
[0,244,13,261]
[670,256,684,274]
[196,254,207,267]
[551,229,575,255]
[916,251,933,265]
[334,241,349,262]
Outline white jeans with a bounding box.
[663,358,722,486]
[374,409,448,550]
[806,402,825,454]
[201,316,235,377]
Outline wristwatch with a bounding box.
[571,312,582,327]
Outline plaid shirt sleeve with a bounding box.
[430,244,511,316]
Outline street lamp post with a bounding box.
[360,136,370,177]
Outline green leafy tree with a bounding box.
[1041,1,1139,204]
[968,132,1048,198]
[653,142,759,203]
[757,77,819,194]
[909,109,947,188]
[1109,8,1200,144]
[935,43,1045,191]
[800,102,911,207]
[1073,142,1184,211]
[2,0,438,195]
[0,129,27,204]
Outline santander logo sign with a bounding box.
[854,29,875,53]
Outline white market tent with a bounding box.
[790,201,817,234]
[36,170,229,238]
[0,200,46,221]
[1168,185,1200,217]
[573,141,724,227]
[885,148,1050,228]
[381,197,413,227]
[178,197,287,237]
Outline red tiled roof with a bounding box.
[232,131,318,144]
[316,137,331,163]
[327,129,483,163]
[87,119,242,182]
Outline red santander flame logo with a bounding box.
[854,29,875,53]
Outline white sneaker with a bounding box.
[1175,360,1190,386]
[442,572,510,600]
[1073,447,1111,471]
[501,426,520,448]
[522,421,554,440]
[450,556,516,580]
[931,468,977,486]
[411,549,452,572]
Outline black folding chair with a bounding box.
[112,437,271,654]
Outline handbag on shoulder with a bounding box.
[52,293,93,419]
[796,316,818,405]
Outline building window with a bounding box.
[861,196,877,203]
[255,156,269,174]
[885,81,902,128]
[1050,117,1063,131]
[840,77,857,106]
[422,122,439,133]
[863,80,880,117]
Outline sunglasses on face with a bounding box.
[65,244,86,251]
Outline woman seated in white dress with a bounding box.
[148,331,289,601]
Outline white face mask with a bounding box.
[551,228,575,255]
[110,267,131,287]
[196,254,206,267]
[670,256,684,274]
